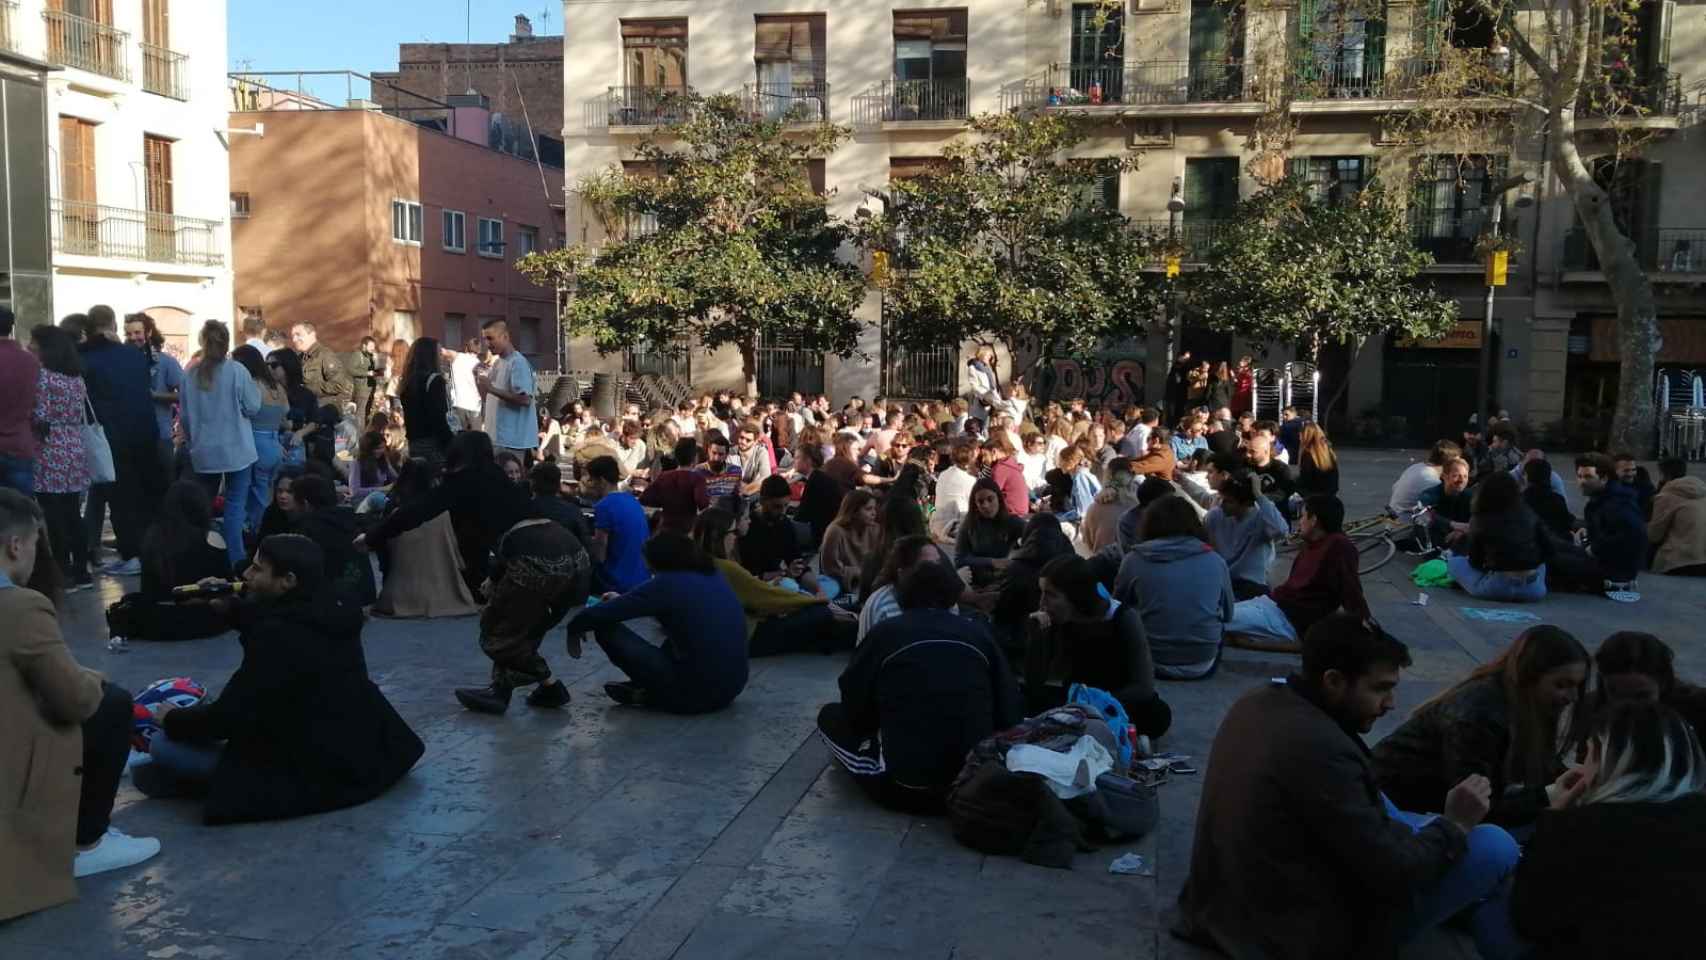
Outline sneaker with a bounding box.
[454,684,513,715]
[525,680,571,708]
[101,558,142,577]
[603,682,648,707]
[74,828,160,878]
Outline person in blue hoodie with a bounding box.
[1113,495,1236,680]
[1548,453,1647,593]
[1204,473,1290,600]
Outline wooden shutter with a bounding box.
[58,116,96,204]
[142,0,168,47]
[621,19,687,42]
[754,17,794,61]
[144,135,174,214]
[894,9,967,41]
[889,156,952,180]
[756,15,825,77]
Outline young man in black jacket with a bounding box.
[817,562,1022,813]
[1550,453,1648,593]
[792,444,844,548]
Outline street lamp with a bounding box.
[1475,172,1535,429]
[1165,176,1185,371]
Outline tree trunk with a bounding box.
[1317,336,1364,435]
[740,337,758,400]
[1550,107,1662,455]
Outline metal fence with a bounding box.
[881,328,957,399]
[1563,226,1706,273]
[586,85,693,129]
[1047,60,1248,106]
[1129,219,1229,261]
[51,200,224,267]
[744,80,830,123]
[853,78,970,128]
[1410,212,1489,264]
[43,9,129,82]
[142,43,188,99]
[624,342,690,381]
[755,335,825,397]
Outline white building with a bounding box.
[5,0,231,352]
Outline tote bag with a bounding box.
[82,395,117,484]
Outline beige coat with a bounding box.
[372,512,480,618]
[1649,476,1706,574]
[0,586,104,921]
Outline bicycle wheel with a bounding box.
[1352,533,1397,575]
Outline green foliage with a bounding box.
[1187,178,1459,356]
[859,110,1166,359]
[517,93,867,383]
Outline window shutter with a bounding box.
[621,19,687,43]
[754,18,793,62]
[1364,16,1386,85]
[894,9,967,41]
[889,156,951,180]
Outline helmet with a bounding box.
[130,677,208,752]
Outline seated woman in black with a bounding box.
[289,473,376,605]
[109,481,232,642]
[253,465,306,547]
[1025,554,1171,738]
[954,477,1025,587]
[967,512,1076,663]
[134,534,424,823]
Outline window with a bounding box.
[1184,158,1240,220]
[392,311,418,345]
[230,192,251,218]
[391,200,422,244]
[516,225,538,256]
[621,19,688,89]
[518,317,542,356]
[143,135,174,215]
[888,156,955,181]
[442,209,466,252]
[1297,0,1386,95]
[1411,155,1505,262]
[754,14,827,120]
[477,218,504,257]
[58,116,97,204]
[1069,4,1124,100]
[1290,156,1368,205]
[1073,170,1121,211]
[891,10,968,120]
[444,313,466,350]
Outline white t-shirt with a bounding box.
[1390,462,1443,513]
[672,414,698,437]
[450,352,481,413]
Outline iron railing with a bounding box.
[1130,219,1230,261]
[586,85,693,129]
[1044,60,1249,106]
[853,78,970,128]
[1580,70,1685,118]
[1563,226,1706,273]
[744,80,830,123]
[51,200,224,267]
[1410,212,1491,263]
[43,9,129,81]
[1293,54,1514,100]
[142,43,188,100]
[624,342,690,381]
[1,2,18,54]
[881,327,957,398]
[755,336,825,396]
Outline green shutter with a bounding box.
[1365,14,1387,93]
[1418,0,1446,61]
[1295,0,1318,83]
[1288,156,1308,181]
[1190,1,1229,64]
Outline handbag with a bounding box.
[82,395,117,484]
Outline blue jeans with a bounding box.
[1383,795,1522,949]
[245,431,283,540]
[204,465,254,569]
[0,452,32,495]
[1446,554,1547,602]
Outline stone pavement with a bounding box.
[3,449,1701,960]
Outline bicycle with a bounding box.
[1276,505,1423,575]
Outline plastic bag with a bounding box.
[1411,558,1454,587]
[1067,683,1133,769]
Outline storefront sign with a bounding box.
[1396,320,1483,350]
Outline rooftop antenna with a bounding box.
[539,7,551,33]
[464,0,473,91]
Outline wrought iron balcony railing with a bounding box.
[1410,212,1492,264]
[43,9,128,82]
[853,78,970,128]
[1293,53,1515,101]
[52,200,224,267]
[141,43,189,99]
[743,80,830,124]
[1131,219,1230,262]
[585,85,693,130]
[1564,226,1706,273]
[1045,60,1250,106]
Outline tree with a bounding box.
[517,93,867,395]
[1189,178,1459,420]
[854,110,1166,366]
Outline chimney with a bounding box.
[512,14,533,40]
[446,91,492,147]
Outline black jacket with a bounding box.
[740,511,802,577]
[1511,794,1706,959]
[1583,480,1648,581]
[794,469,845,547]
[1295,457,1339,498]
[400,373,453,447]
[530,494,591,545]
[367,462,531,577]
[1465,505,1554,572]
[162,589,424,824]
[293,505,376,605]
[1523,486,1576,540]
[1023,604,1159,722]
[838,608,1022,796]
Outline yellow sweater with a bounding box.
[712,558,823,639]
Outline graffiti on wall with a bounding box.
[1005,334,1148,409]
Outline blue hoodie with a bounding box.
[1204,496,1290,586]
[1584,479,1648,581]
[1112,535,1235,675]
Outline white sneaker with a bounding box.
[74,828,161,878]
[101,558,142,577]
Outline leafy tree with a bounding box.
[517,93,866,395]
[855,110,1166,365]
[1188,177,1459,418]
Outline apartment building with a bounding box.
[2,0,231,354]
[559,1,1703,439]
[229,78,566,369]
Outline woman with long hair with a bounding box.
[28,325,93,589]
[955,477,1025,587]
[179,321,261,568]
[383,337,409,409]
[120,481,231,642]
[819,489,881,595]
[1232,355,1255,416]
[231,345,288,547]
[396,336,452,470]
[350,431,399,509]
[691,508,851,656]
[371,457,478,619]
[1373,625,1592,828]
[1294,422,1340,498]
[268,348,322,467]
[856,494,932,601]
[1447,471,1553,602]
[966,343,1003,425]
[977,511,1077,661]
[1590,631,1706,746]
[1207,360,1234,412]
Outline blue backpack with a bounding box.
[1068,683,1133,769]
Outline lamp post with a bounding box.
[1475,173,1534,429]
[1165,176,1185,370]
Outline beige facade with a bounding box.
[560,0,1704,440]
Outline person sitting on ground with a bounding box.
[580,454,650,594]
[1050,444,1102,526]
[693,508,855,656]
[856,534,945,644]
[1204,473,1289,601]
[955,477,1025,588]
[371,458,479,619]
[114,480,232,642]
[526,460,590,545]
[1487,701,1706,960]
[1613,452,1657,520]
[1447,471,1553,602]
[819,489,880,597]
[791,443,845,548]
[1647,467,1706,576]
[1116,475,1185,554]
[856,494,932,599]
[1521,457,1577,542]
[740,474,814,585]
[1417,455,1473,551]
[1081,457,1136,555]
[1224,495,1368,650]
[1128,425,1178,480]
[1017,431,1049,490]
[1590,631,1706,747]
[349,430,398,510]
[561,533,748,713]
[136,534,424,821]
[1549,452,1648,592]
[1117,407,1159,458]
[1172,614,1518,960]
[988,431,1031,518]
[929,437,981,542]
[639,436,710,536]
[1372,625,1589,830]
[971,511,1078,663]
[1390,440,1462,516]
[1243,433,1297,515]
[1029,554,1171,735]
[288,474,376,606]
[817,561,1023,814]
[1113,495,1235,680]
[1,491,158,913]
[495,450,526,488]
[1293,422,1339,498]
[696,430,744,509]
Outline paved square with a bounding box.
[3,450,1698,959]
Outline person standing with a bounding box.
[966,344,1004,425]
[442,339,484,432]
[240,312,270,356]
[79,306,158,576]
[0,307,41,494]
[28,326,94,590]
[350,336,381,424]
[1164,350,1194,422]
[124,313,183,483]
[289,322,352,407]
[231,346,288,554]
[179,321,262,569]
[477,319,536,462]
[398,337,454,471]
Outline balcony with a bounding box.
[1131,219,1229,263]
[584,85,692,131]
[1292,53,1514,111]
[51,200,224,268]
[1579,71,1685,127]
[1411,213,1492,264]
[1562,226,1706,277]
[1,2,18,54]
[853,78,970,129]
[743,80,830,124]
[43,9,129,82]
[1046,61,1254,110]
[141,43,189,100]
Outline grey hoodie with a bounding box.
[1204,496,1290,586]
[1113,535,1235,675]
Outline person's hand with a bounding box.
[1573,528,1589,546]
[352,534,369,553]
[1442,774,1492,832]
[196,576,227,591]
[1546,763,1597,810]
[1028,610,1051,631]
[828,602,857,624]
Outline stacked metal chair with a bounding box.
[1656,368,1706,461]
